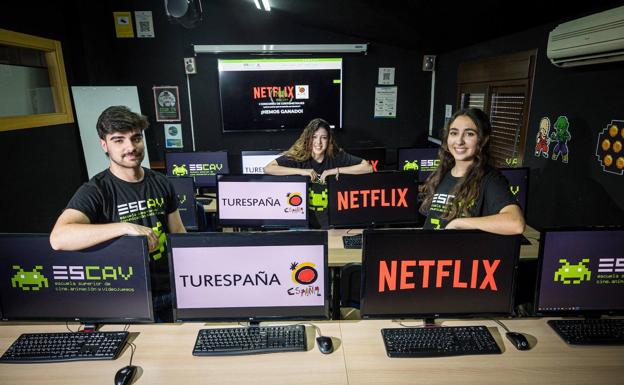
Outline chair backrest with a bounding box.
[339,262,361,309]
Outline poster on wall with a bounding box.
[534,117,551,158]
[549,116,571,163]
[374,86,397,118]
[135,11,155,38]
[595,120,624,175]
[113,12,134,38]
[153,86,181,122]
[165,123,183,149]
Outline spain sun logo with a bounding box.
[290,262,318,285]
[286,192,303,206]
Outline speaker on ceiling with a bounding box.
[422,55,436,71]
[165,0,203,28]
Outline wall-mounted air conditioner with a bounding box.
[547,5,624,67]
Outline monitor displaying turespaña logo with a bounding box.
[0,235,153,322]
[167,231,328,321]
[217,174,308,228]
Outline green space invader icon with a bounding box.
[11,265,48,291]
[403,160,419,171]
[171,164,188,176]
[308,186,328,212]
[554,258,591,285]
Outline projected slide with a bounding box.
[218,58,342,132]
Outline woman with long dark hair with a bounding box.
[419,108,525,235]
[264,118,372,182]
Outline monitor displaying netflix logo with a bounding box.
[327,172,419,227]
[360,229,519,318]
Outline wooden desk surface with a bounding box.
[327,226,540,267]
[0,322,347,385]
[340,318,624,385]
[1,319,622,384]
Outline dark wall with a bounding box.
[1,1,430,233]
[433,24,624,228]
[0,4,87,233]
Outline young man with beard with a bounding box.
[50,106,186,321]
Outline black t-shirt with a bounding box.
[66,168,178,294]
[275,150,364,176]
[422,166,518,230]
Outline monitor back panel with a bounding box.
[168,176,198,231]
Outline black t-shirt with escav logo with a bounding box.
[275,150,364,176]
[66,167,178,298]
[422,166,518,230]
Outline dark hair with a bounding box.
[96,106,149,139]
[282,118,340,161]
[419,108,492,220]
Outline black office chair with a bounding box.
[339,263,361,309]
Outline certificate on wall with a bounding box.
[165,123,183,148]
[153,86,181,122]
[374,86,397,118]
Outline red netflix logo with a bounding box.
[378,258,500,292]
[337,188,408,211]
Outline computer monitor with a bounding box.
[327,171,420,228]
[165,151,229,188]
[535,227,624,316]
[167,231,329,321]
[217,174,308,228]
[0,234,153,323]
[361,229,520,320]
[241,150,282,174]
[345,147,386,172]
[397,147,440,182]
[498,167,529,215]
[167,176,198,231]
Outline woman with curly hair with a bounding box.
[419,108,525,235]
[264,118,372,183]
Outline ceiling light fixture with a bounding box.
[260,0,271,11]
[253,0,261,10]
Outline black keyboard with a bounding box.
[548,319,624,345]
[0,331,129,363]
[381,326,501,358]
[342,234,363,249]
[193,325,306,356]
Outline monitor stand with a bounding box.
[423,318,438,327]
[81,323,102,332]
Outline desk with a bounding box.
[0,322,347,385]
[1,319,622,385]
[341,318,624,385]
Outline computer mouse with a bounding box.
[115,365,137,385]
[506,332,530,350]
[316,336,334,354]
